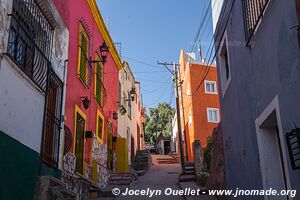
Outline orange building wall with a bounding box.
[179,50,220,161]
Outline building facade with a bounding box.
[179,50,220,161]
[0,0,69,199]
[135,81,146,151]
[118,61,138,166]
[53,0,122,197]
[214,0,300,199]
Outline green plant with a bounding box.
[196,172,209,186]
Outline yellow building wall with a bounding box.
[116,138,129,172]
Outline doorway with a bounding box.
[255,97,291,200]
[75,111,85,174]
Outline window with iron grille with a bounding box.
[128,92,132,119]
[78,23,90,87]
[41,69,63,168]
[7,0,54,92]
[242,0,270,44]
[96,110,104,144]
[94,54,104,106]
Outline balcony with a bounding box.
[242,0,270,44]
[7,0,54,92]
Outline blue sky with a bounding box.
[97,0,213,109]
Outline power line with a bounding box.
[122,56,166,70]
[191,0,236,97]
[182,0,235,110]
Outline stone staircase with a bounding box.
[109,172,133,185]
[89,172,135,199]
[179,162,196,182]
[157,156,179,164]
[132,149,151,176]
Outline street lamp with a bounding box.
[90,42,109,64]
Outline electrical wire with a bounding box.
[183,0,236,109]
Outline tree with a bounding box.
[144,102,175,144]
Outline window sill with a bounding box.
[205,92,218,95]
[207,120,220,124]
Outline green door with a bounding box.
[75,112,85,174]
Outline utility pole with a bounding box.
[177,66,189,161]
[157,61,185,173]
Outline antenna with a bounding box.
[114,42,122,59]
[106,16,110,32]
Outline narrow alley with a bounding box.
[113,155,217,200]
[1,0,299,200]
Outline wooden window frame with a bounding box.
[73,105,87,174]
[77,22,90,87]
[96,109,105,144]
[94,53,104,106]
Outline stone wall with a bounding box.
[92,136,109,188]
[206,123,226,199]
[61,136,110,199]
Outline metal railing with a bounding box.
[7,0,54,92]
[242,0,270,44]
[78,47,93,88]
[95,72,107,107]
[41,68,63,168]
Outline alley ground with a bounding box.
[114,155,217,200]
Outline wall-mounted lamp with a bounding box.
[126,87,136,102]
[80,96,91,109]
[113,112,118,120]
[90,42,109,64]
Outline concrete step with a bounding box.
[109,173,133,186]
[179,174,196,182]
[183,170,195,175]
[132,163,148,170]
[157,160,179,164]
[136,169,147,176]
[134,158,149,163]
[185,166,195,171]
[110,179,132,185]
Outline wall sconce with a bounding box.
[113,112,118,120]
[81,96,91,109]
[90,42,109,64]
[130,87,136,95]
[126,87,136,102]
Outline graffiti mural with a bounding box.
[92,136,110,188]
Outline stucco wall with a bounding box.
[0,58,45,153]
[118,61,137,164]
[215,0,300,196]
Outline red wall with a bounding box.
[53,0,119,163]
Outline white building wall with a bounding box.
[0,0,69,158]
[0,57,45,153]
[211,0,224,32]
[118,61,137,164]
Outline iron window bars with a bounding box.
[7,0,54,92]
[41,68,63,168]
[286,128,300,170]
[95,62,107,107]
[242,0,270,45]
[78,46,93,88]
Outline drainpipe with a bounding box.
[58,59,68,170]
